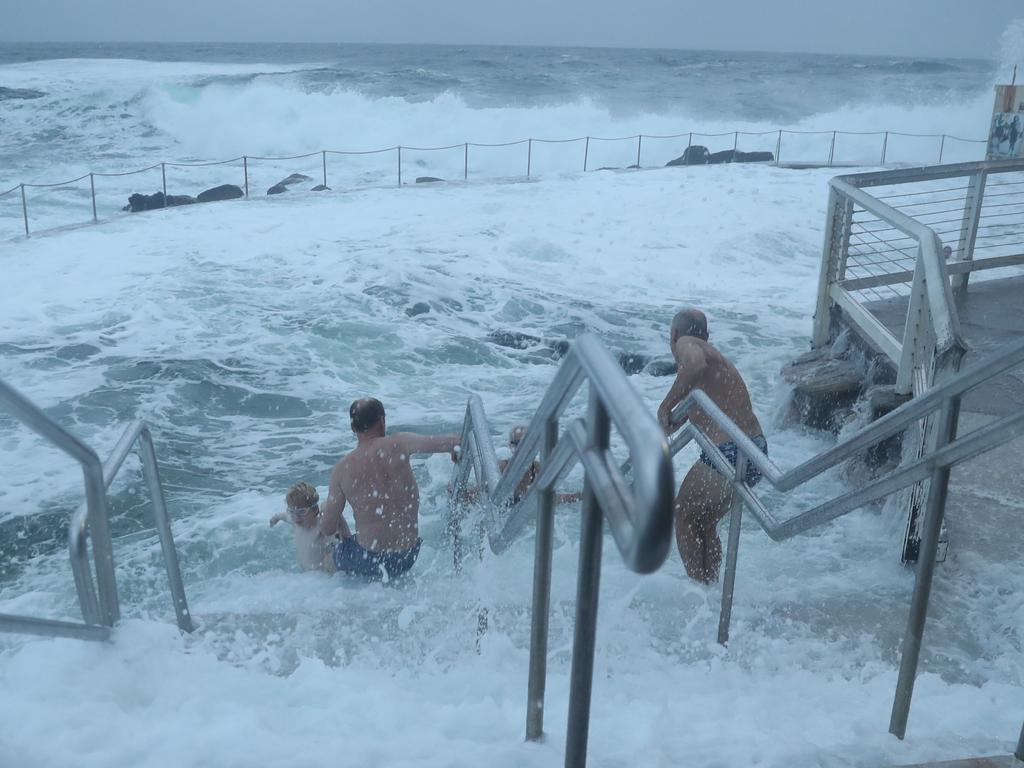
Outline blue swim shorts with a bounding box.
[699,434,769,487]
[332,536,421,580]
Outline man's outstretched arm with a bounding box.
[393,432,460,456]
[657,342,706,435]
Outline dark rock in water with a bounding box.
[666,145,710,166]
[627,164,640,169]
[416,176,444,184]
[595,166,619,171]
[405,302,431,317]
[311,184,330,192]
[643,359,678,377]
[549,340,570,358]
[617,352,650,375]
[488,330,544,350]
[0,86,46,101]
[267,173,314,195]
[781,348,864,433]
[123,192,196,212]
[197,184,244,203]
[863,385,912,468]
[708,150,734,164]
[737,150,774,163]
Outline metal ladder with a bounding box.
[0,378,192,641]
[451,333,1024,767]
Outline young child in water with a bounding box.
[269,481,333,571]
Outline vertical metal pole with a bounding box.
[635,135,642,168]
[775,130,782,166]
[84,464,120,627]
[1015,720,1023,761]
[322,150,327,188]
[242,157,248,198]
[526,416,559,742]
[20,184,29,237]
[583,136,590,172]
[828,131,837,167]
[565,385,608,768]
[733,131,738,153]
[89,173,97,222]
[881,132,889,165]
[938,135,946,164]
[527,139,533,178]
[464,143,469,180]
[686,132,693,152]
[717,454,747,645]
[139,427,193,633]
[952,171,986,297]
[397,146,402,186]
[161,163,167,206]
[889,397,959,739]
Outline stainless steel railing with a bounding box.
[0,377,192,641]
[661,336,1024,741]
[449,333,674,768]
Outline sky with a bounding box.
[1,0,1022,60]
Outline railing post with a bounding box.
[464,143,469,180]
[565,384,608,768]
[890,396,959,739]
[161,162,167,207]
[583,136,590,172]
[812,186,853,347]
[828,131,837,167]
[89,173,97,223]
[717,454,747,645]
[527,138,533,178]
[242,157,248,198]
[322,150,327,188]
[775,130,782,166]
[20,184,29,237]
[881,131,889,165]
[139,427,193,633]
[526,416,559,742]
[732,131,738,154]
[938,134,946,164]
[397,146,402,186]
[952,170,986,297]
[686,132,693,153]
[635,134,642,168]
[1015,719,1023,761]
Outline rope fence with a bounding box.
[1,128,987,239]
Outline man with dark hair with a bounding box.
[657,308,767,584]
[318,397,460,580]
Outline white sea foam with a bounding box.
[0,163,1020,766]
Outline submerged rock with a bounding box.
[197,184,244,203]
[780,348,864,433]
[267,173,313,195]
[123,192,196,212]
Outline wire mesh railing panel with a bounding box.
[974,170,1024,278]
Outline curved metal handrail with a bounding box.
[0,378,193,640]
[448,332,673,768]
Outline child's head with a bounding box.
[285,482,320,529]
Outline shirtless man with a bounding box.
[656,309,767,584]
[318,397,460,580]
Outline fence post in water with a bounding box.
[733,131,738,153]
[527,138,533,178]
[776,130,782,166]
[635,135,642,168]
[1015,720,1023,761]
[89,173,97,223]
[322,151,327,188]
[464,143,469,180]
[881,132,889,165]
[828,131,837,167]
[717,453,747,645]
[525,416,559,742]
[889,397,960,739]
[583,136,590,172]
[938,135,946,164]
[397,146,402,186]
[20,184,29,237]
[161,163,168,207]
[242,157,248,198]
[687,132,693,152]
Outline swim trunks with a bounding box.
[332,536,421,580]
[699,434,768,486]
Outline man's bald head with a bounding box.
[670,308,709,344]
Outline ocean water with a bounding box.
[0,43,1022,767]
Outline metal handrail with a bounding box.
[0,378,193,640]
[662,336,1024,742]
[449,333,674,768]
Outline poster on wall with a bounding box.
[987,85,1024,160]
